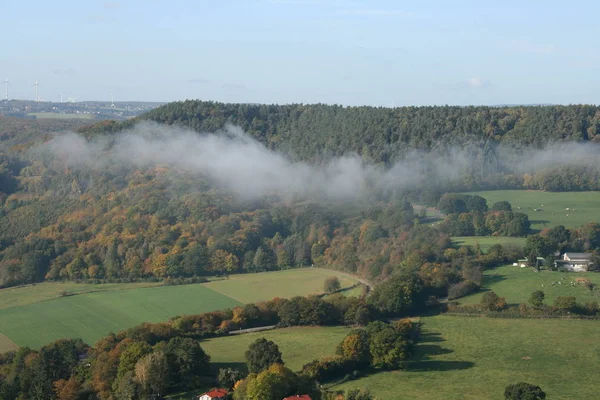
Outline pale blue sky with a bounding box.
[4,0,600,105]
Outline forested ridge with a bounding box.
[0,103,599,289]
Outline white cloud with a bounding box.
[465,77,491,89]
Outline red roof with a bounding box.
[198,388,228,398]
[283,396,312,400]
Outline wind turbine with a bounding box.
[32,81,40,102]
[110,93,115,107]
[1,78,8,100]
[59,93,63,103]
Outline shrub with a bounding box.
[447,280,479,300]
[504,382,546,400]
[481,291,507,312]
[528,290,545,308]
[554,296,577,312]
[324,276,341,293]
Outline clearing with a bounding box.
[203,268,360,303]
[452,236,526,252]
[459,264,600,305]
[28,112,95,120]
[0,284,241,349]
[201,326,351,372]
[464,190,600,230]
[0,268,359,350]
[196,316,600,400]
[0,281,162,310]
[337,315,600,400]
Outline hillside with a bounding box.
[0,103,599,290]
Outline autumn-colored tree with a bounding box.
[53,376,80,400]
[339,330,370,363]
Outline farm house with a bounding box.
[554,253,594,272]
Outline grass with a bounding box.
[0,284,241,349]
[200,326,352,372]
[464,190,600,230]
[0,334,18,353]
[0,268,359,350]
[28,112,95,120]
[337,315,600,400]
[459,264,600,305]
[0,281,162,310]
[452,236,526,252]
[203,268,359,303]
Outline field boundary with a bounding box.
[445,312,600,320]
[0,333,19,353]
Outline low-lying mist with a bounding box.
[38,122,600,201]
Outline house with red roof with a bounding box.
[283,395,312,400]
[196,388,229,400]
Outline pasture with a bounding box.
[465,190,600,230]
[0,268,358,351]
[337,315,600,400]
[201,326,352,372]
[459,264,600,305]
[0,284,241,350]
[28,112,95,120]
[203,268,359,303]
[452,236,526,252]
[0,281,161,310]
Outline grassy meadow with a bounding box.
[337,315,600,400]
[194,316,600,400]
[203,268,359,303]
[452,236,526,252]
[0,284,241,351]
[465,190,600,230]
[28,112,95,120]
[459,264,600,305]
[0,268,359,351]
[0,281,162,310]
[201,326,352,372]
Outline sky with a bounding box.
[3,0,600,106]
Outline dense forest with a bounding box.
[0,103,599,289]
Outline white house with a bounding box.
[554,253,594,272]
[197,388,228,400]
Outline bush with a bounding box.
[504,382,546,400]
[481,291,507,312]
[447,280,479,300]
[554,296,577,312]
[528,290,545,308]
[324,276,341,293]
[300,357,360,382]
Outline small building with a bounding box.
[283,396,312,400]
[197,388,229,400]
[554,253,594,272]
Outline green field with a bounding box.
[195,317,600,400]
[0,284,241,351]
[28,112,95,120]
[465,190,600,230]
[203,268,359,303]
[459,264,600,305]
[338,316,600,400]
[201,326,351,372]
[0,268,359,351]
[0,281,162,310]
[452,236,526,252]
